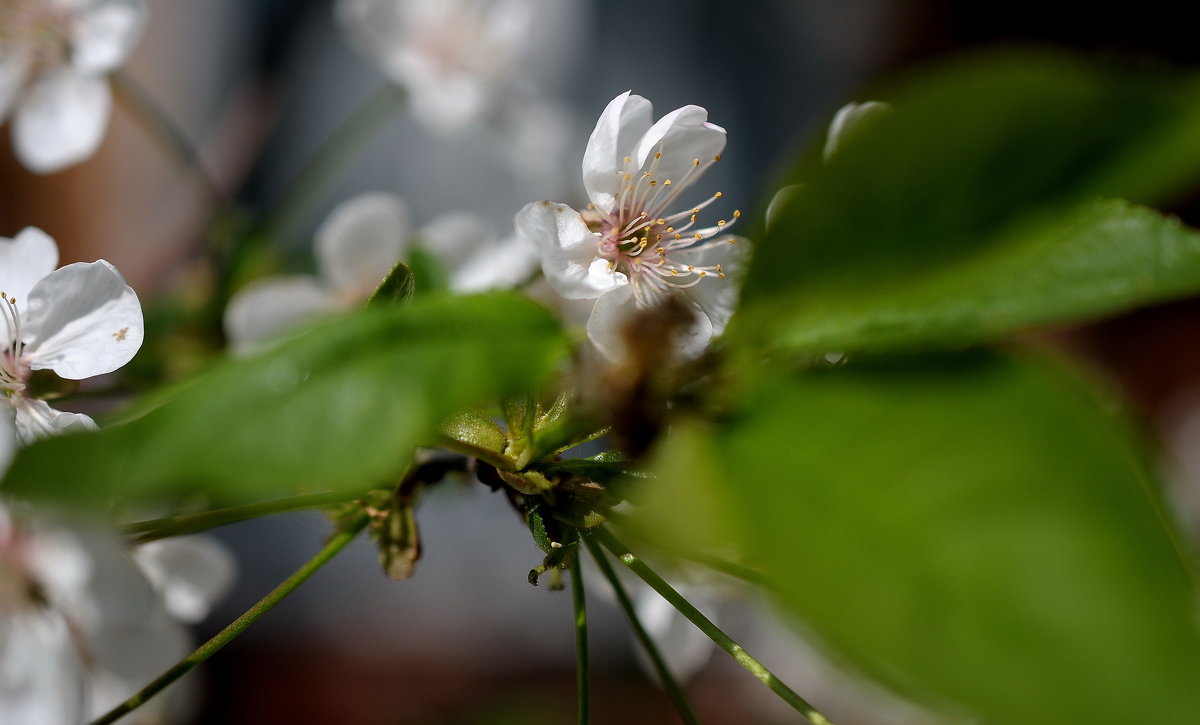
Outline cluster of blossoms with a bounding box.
[0,0,146,173]
[224,192,538,352]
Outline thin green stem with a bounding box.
[124,489,370,543]
[603,514,773,590]
[111,70,222,204]
[570,545,591,725]
[593,528,835,725]
[582,537,699,725]
[91,513,370,725]
[262,85,405,241]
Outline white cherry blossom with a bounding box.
[0,0,147,173]
[224,192,537,353]
[0,227,143,444]
[335,0,566,133]
[0,504,233,723]
[515,91,747,362]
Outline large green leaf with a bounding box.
[743,51,1200,354]
[2,293,567,507]
[638,354,1200,724]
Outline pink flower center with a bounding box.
[0,0,73,75]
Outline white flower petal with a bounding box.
[223,276,333,354]
[0,227,59,304]
[0,611,88,725]
[132,536,237,624]
[21,260,143,379]
[419,212,493,270]
[677,236,749,338]
[516,201,621,299]
[586,285,637,363]
[86,608,191,722]
[0,48,30,123]
[71,0,148,75]
[13,68,112,174]
[13,398,97,445]
[582,91,654,213]
[633,584,718,683]
[634,104,727,192]
[449,234,539,293]
[315,192,411,299]
[824,100,891,161]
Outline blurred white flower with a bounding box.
[515,91,748,362]
[585,557,727,684]
[336,0,553,133]
[224,192,537,352]
[0,504,232,723]
[822,100,891,161]
[0,0,147,173]
[0,226,143,444]
[131,535,236,625]
[0,412,13,476]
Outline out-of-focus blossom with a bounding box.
[0,504,235,723]
[0,227,143,444]
[336,0,561,133]
[822,100,891,161]
[224,192,537,352]
[132,535,236,624]
[585,558,727,684]
[515,91,748,362]
[0,0,147,173]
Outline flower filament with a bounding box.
[0,292,29,396]
[592,146,739,308]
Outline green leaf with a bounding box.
[638,354,1200,724]
[758,200,1200,353]
[745,51,1200,354]
[366,261,415,307]
[2,293,567,508]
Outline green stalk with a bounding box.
[570,547,591,725]
[593,528,835,725]
[111,70,222,204]
[90,513,370,725]
[124,489,370,543]
[262,85,405,241]
[583,537,699,725]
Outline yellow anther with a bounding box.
[687,265,695,271]
[715,191,723,198]
[714,154,722,162]
[699,271,708,277]
[649,180,657,186]
[656,247,665,254]
[717,272,726,279]
[718,220,727,226]
[666,226,674,233]
[663,179,672,186]
[733,209,741,218]
[623,156,631,164]
[693,158,701,166]
[674,234,682,240]
[695,232,703,239]
[670,269,678,276]
[655,151,662,159]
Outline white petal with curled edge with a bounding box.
[132,536,237,624]
[315,192,411,299]
[71,0,148,75]
[12,68,112,174]
[12,398,97,445]
[0,611,88,725]
[582,91,654,213]
[0,48,30,123]
[0,227,59,304]
[634,105,726,192]
[516,201,621,300]
[21,260,143,379]
[223,276,332,355]
[585,284,637,363]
